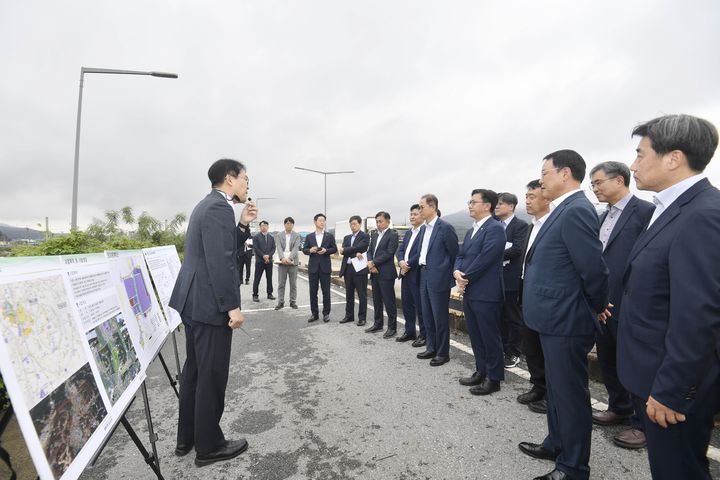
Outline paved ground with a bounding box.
[5,266,718,479]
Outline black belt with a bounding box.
[419,265,427,270]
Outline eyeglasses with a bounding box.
[467,200,485,206]
[590,176,617,189]
[540,167,561,178]
[228,173,250,185]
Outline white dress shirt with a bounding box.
[403,227,421,262]
[522,212,550,278]
[647,174,706,228]
[419,216,438,265]
[374,228,386,255]
[315,231,324,248]
[599,192,634,250]
[550,188,583,211]
[502,214,515,230]
[470,215,493,239]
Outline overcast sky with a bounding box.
[2,0,719,233]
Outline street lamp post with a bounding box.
[293,167,354,216]
[71,67,178,230]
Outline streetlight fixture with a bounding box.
[293,166,354,216]
[71,67,178,230]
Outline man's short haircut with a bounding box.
[526,179,542,190]
[283,217,295,225]
[208,159,245,187]
[437,209,442,217]
[313,213,326,221]
[543,149,586,182]
[410,203,420,211]
[632,114,719,172]
[259,220,269,226]
[349,215,362,224]
[471,189,499,212]
[590,161,631,187]
[421,194,439,209]
[375,211,391,221]
[497,192,519,209]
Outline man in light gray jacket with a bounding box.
[275,216,302,310]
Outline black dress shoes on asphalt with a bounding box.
[323,314,330,322]
[528,398,548,414]
[307,315,319,323]
[339,316,354,324]
[469,378,500,395]
[396,332,417,342]
[411,336,426,347]
[195,438,249,467]
[365,325,383,333]
[274,303,284,310]
[290,302,298,309]
[518,442,557,461]
[382,329,396,338]
[357,319,366,326]
[459,371,485,386]
[532,469,571,480]
[429,356,449,366]
[416,350,435,359]
[267,294,276,300]
[517,388,544,405]
[252,295,259,302]
[175,442,193,457]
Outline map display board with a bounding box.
[142,245,183,330]
[0,256,112,480]
[105,250,170,367]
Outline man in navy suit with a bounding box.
[454,189,507,395]
[252,220,276,302]
[396,204,426,345]
[519,150,609,480]
[338,215,369,326]
[618,114,720,480]
[588,161,654,450]
[415,194,459,366]
[366,211,400,338]
[170,159,257,466]
[494,192,529,368]
[303,213,337,322]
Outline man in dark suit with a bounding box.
[396,204,426,345]
[338,215,369,326]
[415,194,459,366]
[589,161,654,450]
[494,192,529,368]
[618,114,720,480]
[252,221,276,302]
[169,159,257,466]
[519,150,609,480]
[365,211,400,338]
[454,189,507,395]
[303,213,337,322]
[237,237,252,285]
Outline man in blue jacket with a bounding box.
[618,114,720,480]
[303,213,337,322]
[366,211,399,338]
[396,204,426,345]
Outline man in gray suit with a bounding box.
[275,217,302,310]
[169,158,257,467]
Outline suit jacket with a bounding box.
[339,230,369,276]
[502,216,529,291]
[396,228,422,282]
[367,228,399,280]
[454,218,506,302]
[275,231,302,266]
[252,232,276,262]
[618,178,720,413]
[523,191,609,336]
[414,218,459,291]
[302,231,337,274]
[600,195,655,320]
[170,190,248,326]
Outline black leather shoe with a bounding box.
[469,378,500,395]
[252,295,259,302]
[411,336,426,347]
[416,350,435,359]
[459,371,485,386]
[267,294,276,300]
[308,315,319,323]
[518,442,556,461]
[532,468,570,480]
[357,319,366,326]
[290,302,298,309]
[383,329,397,338]
[365,325,383,333]
[517,388,544,405]
[396,332,417,342]
[339,316,354,324]
[429,356,449,366]
[528,398,548,414]
[195,438,249,467]
[274,303,284,310]
[323,314,330,322]
[175,442,193,457]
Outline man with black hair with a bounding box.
[397,204,426,344]
[275,217,302,310]
[303,213,337,322]
[338,215,369,325]
[170,158,257,467]
[252,221,276,302]
[366,211,399,338]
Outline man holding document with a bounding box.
[338,215,370,326]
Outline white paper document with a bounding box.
[351,253,368,271]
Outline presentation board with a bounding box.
[142,245,183,330]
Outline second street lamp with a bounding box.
[293,167,354,217]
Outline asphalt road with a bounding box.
[73,268,718,480]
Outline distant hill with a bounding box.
[0,223,45,241]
